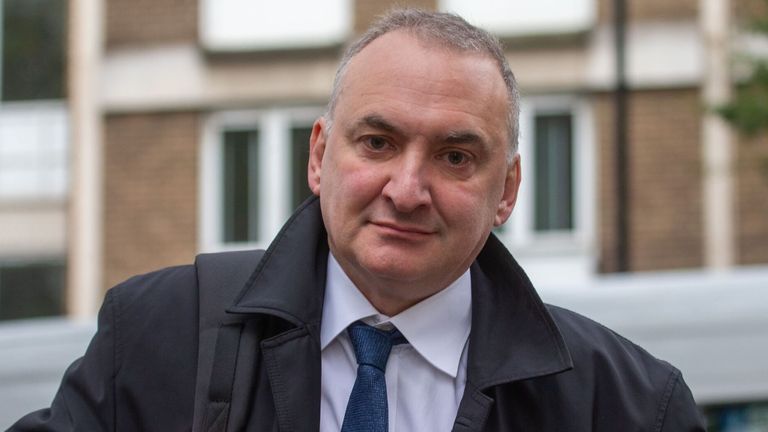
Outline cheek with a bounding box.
[321,166,384,228]
[440,181,502,229]
[331,161,386,201]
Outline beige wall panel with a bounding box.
[101,45,339,112]
[508,47,589,92]
[0,204,67,258]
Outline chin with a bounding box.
[359,253,425,284]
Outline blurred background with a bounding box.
[0,0,767,429]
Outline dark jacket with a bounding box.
[10,198,706,431]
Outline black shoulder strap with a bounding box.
[192,249,264,432]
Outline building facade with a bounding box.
[91,0,768,287]
[1,0,768,429]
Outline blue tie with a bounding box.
[341,321,407,432]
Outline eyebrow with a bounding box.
[444,130,486,146]
[348,114,404,136]
[349,113,489,148]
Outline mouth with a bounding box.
[370,221,435,236]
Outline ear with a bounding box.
[307,117,328,196]
[494,153,521,227]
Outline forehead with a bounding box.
[334,31,509,144]
[342,30,502,96]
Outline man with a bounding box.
[10,9,705,432]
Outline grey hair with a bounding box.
[324,8,520,157]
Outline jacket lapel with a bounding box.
[225,198,329,431]
[453,235,573,431]
[227,197,328,324]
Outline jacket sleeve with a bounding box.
[658,370,707,432]
[7,291,118,432]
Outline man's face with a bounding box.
[308,31,521,315]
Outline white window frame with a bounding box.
[199,107,323,253]
[495,95,596,281]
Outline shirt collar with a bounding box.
[320,253,472,378]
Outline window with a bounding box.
[200,0,350,51]
[222,129,259,243]
[534,113,574,232]
[202,101,595,282]
[495,96,595,283]
[0,260,65,320]
[0,0,68,201]
[201,108,322,252]
[219,126,313,243]
[439,0,594,37]
[291,126,314,210]
[1,0,67,101]
[0,105,68,200]
[0,0,68,321]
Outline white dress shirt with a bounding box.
[320,253,472,432]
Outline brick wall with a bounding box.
[596,89,704,272]
[106,0,198,48]
[733,0,768,24]
[353,0,437,33]
[103,112,199,289]
[736,135,768,264]
[597,0,698,23]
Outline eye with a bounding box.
[365,136,389,151]
[443,150,471,166]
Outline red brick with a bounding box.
[103,112,199,289]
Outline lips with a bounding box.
[370,220,435,235]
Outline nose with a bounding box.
[381,155,432,213]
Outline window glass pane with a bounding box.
[1,0,67,101]
[222,129,258,243]
[0,260,65,320]
[291,126,313,210]
[534,113,573,231]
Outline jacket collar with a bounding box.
[226,197,328,328]
[467,235,573,390]
[228,196,573,386]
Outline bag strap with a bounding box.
[192,249,264,432]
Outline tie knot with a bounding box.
[347,321,406,371]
